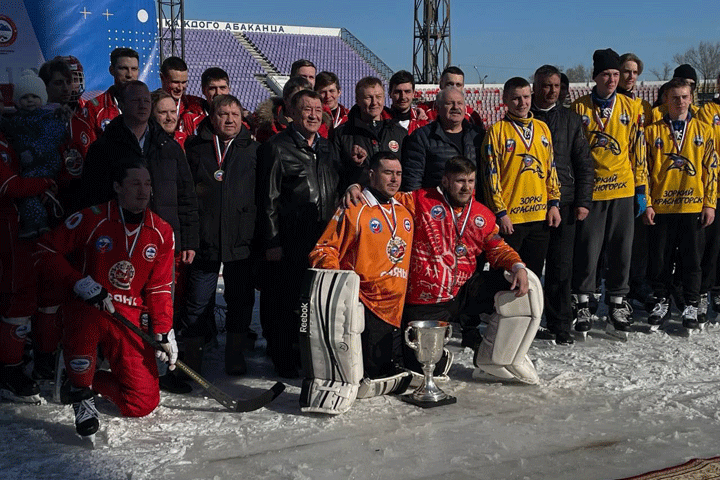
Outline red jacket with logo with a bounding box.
[177,94,206,135]
[397,187,522,304]
[35,200,175,332]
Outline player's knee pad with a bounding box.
[473,270,543,385]
[298,269,364,414]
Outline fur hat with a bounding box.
[13,71,48,107]
[592,49,621,78]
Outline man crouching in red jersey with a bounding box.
[35,161,177,441]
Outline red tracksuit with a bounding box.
[36,200,175,417]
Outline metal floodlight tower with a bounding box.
[413,0,451,84]
[158,0,185,62]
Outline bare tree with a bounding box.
[672,41,720,90]
[565,64,590,83]
[650,62,673,81]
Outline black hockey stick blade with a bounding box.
[109,311,284,412]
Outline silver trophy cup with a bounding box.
[403,320,456,407]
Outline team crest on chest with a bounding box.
[386,236,406,264]
[403,218,412,232]
[505,139,515,152]
[619,112,630,125]
[520,154,545,178]
[369,218,382,233]
[694,135,704,146]
[95,236,113,253]
[143,244,157,261]
[430,205,446,220]
[474,215,486,228]
[666,153,696,176]
[589,131,621,155]
[109,260,135,290]
[388,140,400,152]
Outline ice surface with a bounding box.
[3,297,720,480]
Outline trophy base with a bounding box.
[400,394,457,408]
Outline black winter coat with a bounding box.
[185,118,259,263]
[80,116,199,251]
[333,105,408,188]
[401,119,484,192]
[257,126,341,261]
[531,103,594,209]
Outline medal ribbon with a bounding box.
[442,191,473,242]
[332,108,343,128]
[592,96,615,132]
[213,135,235,170]
[509,118,534,150]
[377,201,398,239]
[118,206,144,259]
[667,119,688,154]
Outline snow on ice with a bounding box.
[3,298,720,480]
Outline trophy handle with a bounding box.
[444,324,452,344]
[405,325,419,351]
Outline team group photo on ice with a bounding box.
[3,5,720,471]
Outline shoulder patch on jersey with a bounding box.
[505,139,515,152]
[80,132,89,146]
[694,135,704,146]
[143,243,157,261]
[65,212,83,229]
[369,218,382,234]
[403,218,412,232]
[541,135,549,148]
[95,236,113,253]
[64,149,83,177]
[89,98,99,106]
[474,215,486,228]
[430,204,446,220]
[90,205,101,215]
[101,118,111,131]
[655,137,664,149]
[619,112,629,125]
[0,151,9,165]
[581,115,590,127]
[714,114,720,126]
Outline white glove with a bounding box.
[73,276,115,313]
[155,329,178,371]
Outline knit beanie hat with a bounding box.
[673,64,698,83]
[13,71,48,107]
[592,49,621,78]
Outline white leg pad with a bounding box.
[473,270,543,385]
[299,269,364,414]
[357,371,412,398]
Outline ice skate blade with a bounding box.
[76,433,96,449]
[0,389,44,405]
[605,323,630,341]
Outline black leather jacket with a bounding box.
[256,125,341,260]
[531,103,594,209]
[185,118,259,263]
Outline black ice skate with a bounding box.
[72,396,99,446]
[681,305,700,333]
[697,294,709,329]
[647,297,671,331]
[606,301,633,341]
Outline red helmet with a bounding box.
[55,55,85,102]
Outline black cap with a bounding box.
[592,48,621,78]
[673,64,697,83]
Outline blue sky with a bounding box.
[184,0,720,84]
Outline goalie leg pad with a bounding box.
[357,371,412,398]
[298,269,364,413]
[473,270,543,384]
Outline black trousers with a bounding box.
[648,213,704,306]
[501,220,549,279]
[701,198,720,293]
[544,203,576,333]
[362,307,403,379]
[629,215,650,293]
[573,196,634,299]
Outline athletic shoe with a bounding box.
[698,293,709,325]
[682,305,700,330]
[555,331,574,345]
[648,298,671,326]
[608,301,633,332]
[534,326,556,341]
[72,397,99,437]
